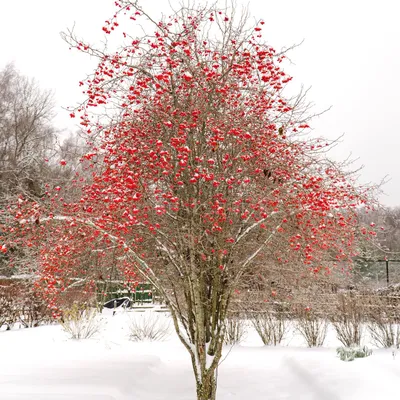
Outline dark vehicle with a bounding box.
[103,297,131,309]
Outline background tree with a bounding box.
[354,207,400,286]
[0,64,57,277]
[0,65,88,278]
[10,2,377,399]
[0,63,55,199]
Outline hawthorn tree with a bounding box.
[7,2,376,399]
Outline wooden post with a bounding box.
[386,260,389,285]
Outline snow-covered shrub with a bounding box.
[337,345,372,362]
[331,294,363,347]
[129,312,170,341]
[367,303,400,348]
[0,283,20,330]
[60,304,102,339]
[368,321,400,348]
[0,280,53,330]
[18,291,53,328]
[0,294,16,330]
[365,296,400,348]
[224,316,247,345]
[250,311,287,345]
[295,308,328,347]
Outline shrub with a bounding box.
[296,308,328,347]
[0,294,16,330]
[250,310,287,345]
[60,304,102,339]
[369,321,400,348]
[224,316,247,345]
[331,294,363,347]
[129,312,170,341]
[337,345,372,362]
[0,280,53,330]
[18,291,53,328]
[367,299,400,348]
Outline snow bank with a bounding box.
[0,308,398,399]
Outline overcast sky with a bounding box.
[1,0,399,206]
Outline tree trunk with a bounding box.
[196,370,217,400]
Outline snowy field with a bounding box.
[0,308,399,400]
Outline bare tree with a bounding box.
[0,63,56,199]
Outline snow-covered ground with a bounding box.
[0,308,399,400]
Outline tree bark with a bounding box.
[196,369,217,400]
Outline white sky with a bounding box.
[1,0,399,206]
